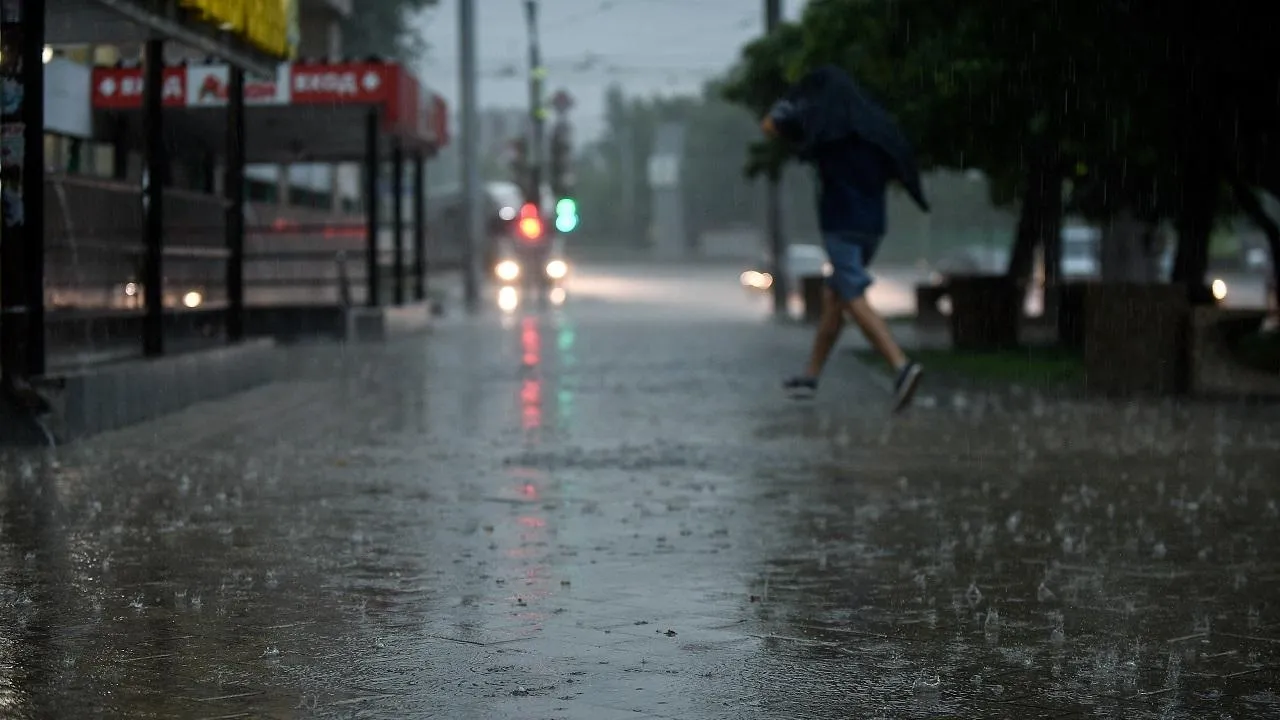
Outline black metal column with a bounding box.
[0,1,47,381]
[392,141,405,305]
[364,108,380,307]
[225,66,246,341]
[412,153,427,301]
[764,0,787,318]
[142,39,166,357]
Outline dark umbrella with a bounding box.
[775,64,930,212]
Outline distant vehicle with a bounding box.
[1060,225,1100,278]
[1246,247,1269,272]
[739,244,831,294]
[490,186,570,312]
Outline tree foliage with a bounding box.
[341,0,436,62]
[720,0,1280,292]
[572,82,820,246]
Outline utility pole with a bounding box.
[765,0,787,317]
[459,0,482,310]
[619,118,636,245]
[524,0,546,212]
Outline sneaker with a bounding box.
[892,362,923,412]
[783,375,818,397]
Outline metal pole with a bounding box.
[765,0,787,317]
[225,66,246,341]
[459,0,481,310]
[413,153,428,301]
[364,108,381,307]
[392,141,405,305]
[524,0,545,209]
[1,1,46,380]
[142,38,166,357]
[619,118,635,246]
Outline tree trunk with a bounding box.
[1006,149,1063,287]
[1100,207,1150,282]
[1139,224,1167,283]
[1171,132,1220,304]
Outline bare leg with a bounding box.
[804,288,846,378]
[847,295,908,370]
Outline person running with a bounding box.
[761,91,924,411]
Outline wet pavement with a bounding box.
[3,263,1280,719]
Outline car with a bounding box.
[1061,226,1101,278]
[740,244,832,294]
[491,188,570,312]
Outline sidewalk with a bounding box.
[2,290,1278,718]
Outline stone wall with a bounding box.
[948,275,1021,350]
[1081,283,1189,396]
[1188,307,1280,398]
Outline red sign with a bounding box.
[93,67,187,108]
[89,62,450,150]
[187,65,289,106]
[551,89,574,114]
[289,64,391,104]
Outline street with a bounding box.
[3,261,1279,719]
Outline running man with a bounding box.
[762,87,924,411]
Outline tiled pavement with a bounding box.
[2,265,1279,718]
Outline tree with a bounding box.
[722,0,1278,300]
[572,82,820,249]
[341,0,437,62]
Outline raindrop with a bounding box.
[1005,511,1022,534]
[965,582,983,607]
[984,607,1001,642]
[1037,582,1056,603]
[912,672,941,694]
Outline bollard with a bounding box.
[948,274,1021,350]
[914,283,948,326]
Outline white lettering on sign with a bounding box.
[293,70,360,96]
[163,75,183,100]
[108,74,182,100]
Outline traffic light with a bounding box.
[509,137,530,198]
[555,197,579,233]
[517,202,543,241]
[549,122,572,199]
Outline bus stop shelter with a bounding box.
[90,58,450,318]
[2,0,290,392]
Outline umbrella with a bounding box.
[773,64,930,212]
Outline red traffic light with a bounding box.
[517,202,543,241]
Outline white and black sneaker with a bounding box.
[892,361,923,412]
[783,375,818,398]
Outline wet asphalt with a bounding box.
[2,263,1279,719]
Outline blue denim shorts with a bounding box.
[823,232,882,301]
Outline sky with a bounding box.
[410,0,806,141]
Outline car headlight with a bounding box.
[1212,278,1228,301]
[182,291,203,308]
[546,259,568,279]
[497,285,519,312]
[495,260,520,281]
[740,270,773,290]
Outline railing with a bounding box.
[38,175,452,370]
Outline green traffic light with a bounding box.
[555,214,579,233]
[555,197,576,216]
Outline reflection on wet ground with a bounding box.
[2,272,1280,718]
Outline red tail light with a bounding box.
[516,202,543,241]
